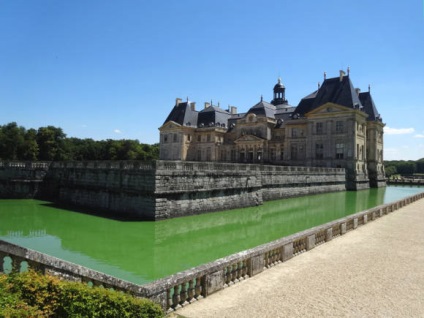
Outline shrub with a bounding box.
[0,270,164,318]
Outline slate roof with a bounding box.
[295,90,318,116]
[359,91,381,121]
[295,76,363,116]
[247,100,276,118]
[275,104,296,122]
[198,106,231,128]
[163,102,198,127]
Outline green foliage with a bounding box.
[0,271,164,318]
[384,160,417,176]
[0,122,159,162]
[384,165,397,178]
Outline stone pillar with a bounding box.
[205,270,225,296]
[325,228,333,242]
[306,235,315,250]
[353,218,358,229]
[282,243,293,262]
[340,223,347,235]
[250,255,264,276]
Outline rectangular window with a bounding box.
[173,134,177,142]
[292,128,298,138]
[280,150,284,160]
[336,121,344,133]
[207,134,211,142]
[197,135,201,142]
[316,122,323,135]
[336,143,344,159]
[206,147,211,161]
[231,150,236,162]
[315,143,324,159]
[270,148,276,161]
[291,144,298,160]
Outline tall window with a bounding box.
[316,122,323,135]
[206,147,211,161]
[207,134,211,142]
[292,128,298,138]
[336,143,344,159]
[336,121,344,133]
[291,144,298,160]
[270,148,276,161]
[173,133,177,142]
[315,143,324,159]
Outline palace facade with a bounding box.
[159,71,386,190]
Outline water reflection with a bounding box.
[0,186,422,284]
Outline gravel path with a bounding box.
[174,199,424,318]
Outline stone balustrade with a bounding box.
[2,192,423,312]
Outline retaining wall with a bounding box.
[0,160,346,220]
[1,192,423,312]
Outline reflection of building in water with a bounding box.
[2,229,47,237]
[159,70,386,190]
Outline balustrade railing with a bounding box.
[1,192,423,312]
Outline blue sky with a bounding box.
[0,0,423,160]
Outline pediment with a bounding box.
[306,103,352,117]
[158,121,182,131]
[234,134,265,143]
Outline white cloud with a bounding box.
[414,134,424,138]
[384,127,415,135]
[113,129,122,134]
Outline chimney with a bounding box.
[176,98,182,105]
[318,82,321,89]
[355,88,361,96]
[324,72,326,80]
[190,102,196,111]
[339,70,346,82]
[204,102,210,109]
[230,106,237,115]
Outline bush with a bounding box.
[0,271,164,318]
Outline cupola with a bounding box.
[271,77,288,106]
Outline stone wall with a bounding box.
[0,160,345,220]
[42,161,157,220]
[154,161,262,219]
[2,193,423,312]
[260,165,346,201]
[0,162,49,199]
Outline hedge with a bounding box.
[0,270,164,317]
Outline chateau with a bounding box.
[159,70,386,190]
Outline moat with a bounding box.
[1,185,423,285]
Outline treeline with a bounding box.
[384,159,424,177]
[0,122,159,161]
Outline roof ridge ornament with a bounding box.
[324,71,326,80]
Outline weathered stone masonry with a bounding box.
[0,160,345,220]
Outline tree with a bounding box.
[0,122,26,160]
[36,126,67,161]
[20,129,39,161]
[384,166,397,178]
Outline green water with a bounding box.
[0,186,423,285]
